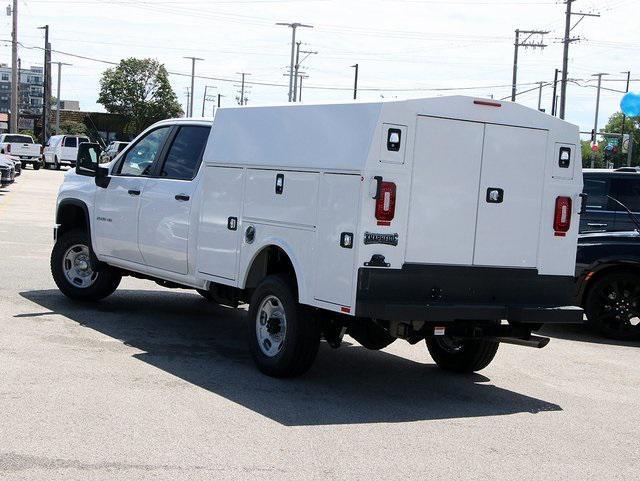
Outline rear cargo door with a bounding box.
[406,116,485,265]
[473,124,546,267]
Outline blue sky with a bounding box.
[1,0,638,133]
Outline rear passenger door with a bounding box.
[138,124,211,274]
[60,136,77,161]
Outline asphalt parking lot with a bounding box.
[1,168,639,481]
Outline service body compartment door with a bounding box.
[406,116,484,265]
[197,166,244,281]
[473,124,547,267]
[314,174,361,307]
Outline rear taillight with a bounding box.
[553,196,572,236]
[375,181,396,225]
[6,144,10,153]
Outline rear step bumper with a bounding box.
[356,264,583,324]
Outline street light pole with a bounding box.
[50,61,71,133]
[276,22,313,102]
[184,56,204,117]
[38,25,51,142]
[591,72,608,168]
[10,0,18,132]
[351,63,359,100]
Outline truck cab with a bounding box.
[51,98,584,378]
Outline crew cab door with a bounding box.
[138,125,211,274]
[94,126,173,264]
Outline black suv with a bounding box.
[581,168,640,233]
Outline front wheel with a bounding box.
[426,336,499,373]
[33,161,41,170]
[51,229,121,301]
[584,272,640,340]
[247,275,320,377]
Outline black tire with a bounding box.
[426,336,499,373]
[54,156,60,170]
[33,161,40,170]
[247,274,320,377]
[349,320,396,350]
[584,271,640,340]
[21,162,26,169]
[51,229,121,301]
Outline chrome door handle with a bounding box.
[587,223,607,227]
[175,194,190,201]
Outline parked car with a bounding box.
[43,134,90,170]
[0,155,16,186]
[0,133,42,170]
[51,98,583,378]
[581,168,640,233]
[99,141,129,163]
[576,200,640,340]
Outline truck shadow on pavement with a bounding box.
[540,323,640,348]
[20,289,562,426]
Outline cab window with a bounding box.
[117,127,172,177]
[160,126,210,180]
[63,137,77,148]
[608,177,640,212]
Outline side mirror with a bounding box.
[76,143,102,177]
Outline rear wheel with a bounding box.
[247,275,320,377]
[33,161,41,170]
[51,229,121,301]
[426,336,499,373]
[584,272,640,340]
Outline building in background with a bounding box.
[0,63,44,116]
[58,100,80,111]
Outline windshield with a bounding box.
[4,135,33,144]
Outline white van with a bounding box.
[51,97,584,377]
[43,134,90,169]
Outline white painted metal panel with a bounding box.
[138,177,197,275]
[197,166,244,281]
[314,174,361,307]
[406,116,485,265]
[473,124,547,268]
[243,169,319,226]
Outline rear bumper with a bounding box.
[355,264,582,324]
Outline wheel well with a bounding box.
[56,202,89,237]
[580,264,640,305]
[245,246,299,298]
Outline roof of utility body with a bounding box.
[203,96,578,171]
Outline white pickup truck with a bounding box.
[51,97,584,377]
[0,134,42,169]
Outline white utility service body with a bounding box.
[53,96,584,376]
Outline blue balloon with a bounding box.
[620,91,640,117]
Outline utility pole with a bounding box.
[559,1,600,119]
[294,47,317,102]
[537,81,544,111]
[276,22,313,102]
[183,56,204,117]
[214,94,224,116]
[292,41,301,102]
[50,61,71,133]
[236,72,250,106]
[297,73,308,102]
[590,72,608,168]
[38,25,51,142]
[620,71,631,166]
[351,63,359,100]
[10,0,18,132]
[551,68,561,116]
[511,28,548,102]
[202,85,216,117]
[184,87,190,116]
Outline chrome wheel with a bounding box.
[62,244,97,288]
[256,295,287,357]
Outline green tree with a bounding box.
[55,120,88,136]
[97,58,183,136]
[601,111,640,167]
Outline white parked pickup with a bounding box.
[51,96,585,377]
[0,134,42,169]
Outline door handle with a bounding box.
[127,189,140,196]
[175,194,190,201]
[587,223,607,228]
